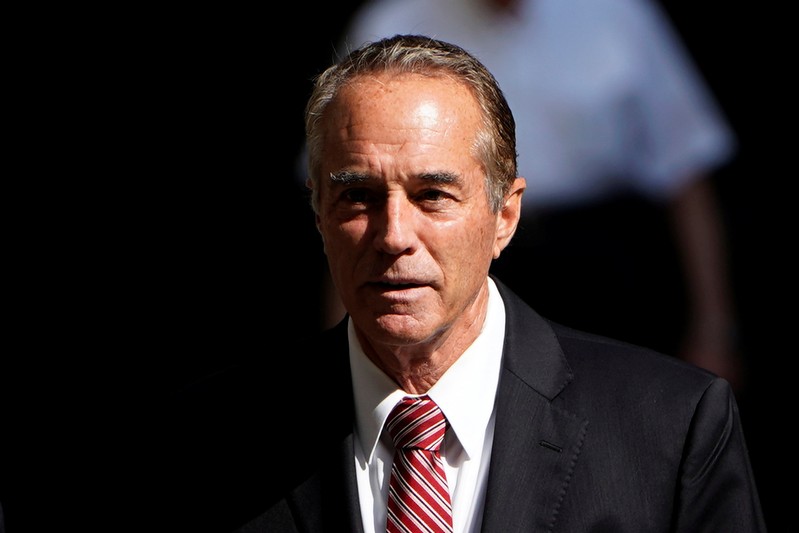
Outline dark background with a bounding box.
[2,3,790,531]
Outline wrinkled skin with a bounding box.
[314,72,525,393]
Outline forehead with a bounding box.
[328,72,480,129]
[342,70,475,100]
[319,72,483,164]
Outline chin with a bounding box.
[364,312,436,346]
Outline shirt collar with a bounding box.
[350,277,506,462]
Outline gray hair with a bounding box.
[304,34,518,214]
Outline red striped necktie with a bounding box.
[385,395,453,533]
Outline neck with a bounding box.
[356,293,489,394]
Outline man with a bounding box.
[170,35,765,532]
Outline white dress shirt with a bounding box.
[349,277,507,533]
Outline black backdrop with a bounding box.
[2,3,789,531]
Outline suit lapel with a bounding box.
[286,320,366,532]
[481,279,588,531]
[287,433,365,533]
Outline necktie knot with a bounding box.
[386,395,447,451]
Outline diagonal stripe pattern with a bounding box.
[386,395,453,533]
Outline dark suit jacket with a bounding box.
[163,277,765,533]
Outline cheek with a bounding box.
[438,219,496,271]
[320,219,365,257]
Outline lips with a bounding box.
[373,277,427,287]
[372,279,425,289]
[365,266,434,292]
[365,273,433,294]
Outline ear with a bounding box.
[493,177,526,259]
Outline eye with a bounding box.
[417,189,449,203]
[342,188,374,204]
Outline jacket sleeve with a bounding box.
[674,378,767,532]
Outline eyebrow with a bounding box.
[329,170,369,185]
[328,171,460,184]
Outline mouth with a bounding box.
[368,275,430,292]
[372,280,426,290]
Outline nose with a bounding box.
[373,193,417,255]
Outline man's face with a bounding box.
[315,72,512,348]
